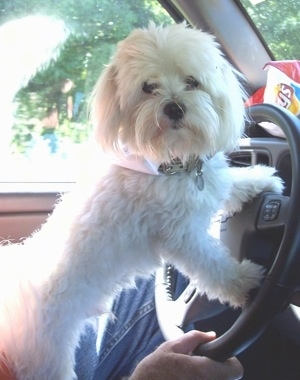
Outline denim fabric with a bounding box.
[75,324,99,380]
[75,272,189,379]
[95,276,164,379]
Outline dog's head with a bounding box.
[91,23,246,163]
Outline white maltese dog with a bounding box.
[0,23,283,379]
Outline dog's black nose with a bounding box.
[164,102,186,120]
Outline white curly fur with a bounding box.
[0,23,283,379]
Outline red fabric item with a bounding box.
[246,60,300,116]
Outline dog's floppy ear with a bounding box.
[214,63,247,152]
[90,64,121,152]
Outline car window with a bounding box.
[240,0,300,59]
[0,0,173,184]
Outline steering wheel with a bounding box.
[155,103,300,361]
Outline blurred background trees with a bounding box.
[0,0,172,155]
[241,0,299,59]
[0,0,299,155]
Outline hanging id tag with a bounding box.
[195,160,204,191]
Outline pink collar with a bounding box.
[111,147,205,190]
[112,148,161,175]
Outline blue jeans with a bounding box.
[75,273,189,379]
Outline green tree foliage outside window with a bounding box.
[2,0,299,157]
[0,0,173,156]
[241,0,300,60]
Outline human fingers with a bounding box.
[162,330,217,355]
[183,355,244,380]
[132,345,243,380]
[159,331,243,380]
[129,332,243,380]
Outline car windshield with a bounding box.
[240,0,300,59]
[0,0,299,184]
[0,0,173,184]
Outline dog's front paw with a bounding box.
[226,166,284,213]
[225,259,265,308]
[254,166,284,194]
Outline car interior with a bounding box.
[0,0,300,379]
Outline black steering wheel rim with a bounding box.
[155,103,300,361]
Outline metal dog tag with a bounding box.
[195,160,204,191]
[195,170,204,191]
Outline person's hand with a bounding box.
[129,330,243,380]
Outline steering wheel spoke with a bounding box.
[155,266,227,340]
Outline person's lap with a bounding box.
[75,272,189,380]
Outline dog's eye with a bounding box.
[185,76,200,90]
[142,82,158,94]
